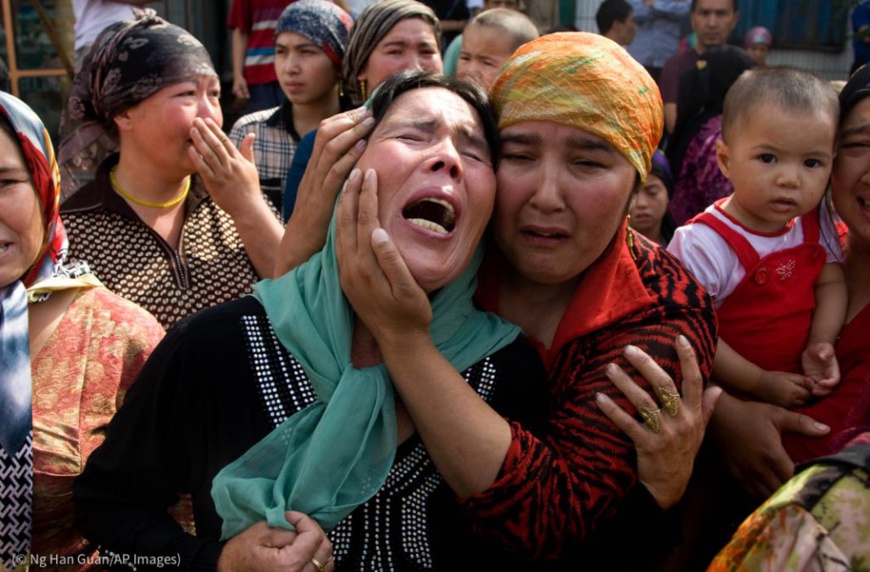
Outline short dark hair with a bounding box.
[368,70,500,168]
[722,66,839,142]
[596,0,633,35]
[690,0,738,12]
[471,8,539,53]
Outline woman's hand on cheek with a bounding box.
[189,117,263,216]
[281,108,375,274]
[336,168,432,346]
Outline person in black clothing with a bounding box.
[74,72,548,572]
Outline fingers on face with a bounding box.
[337,169,362,253]
[193,118,233,161]
[320,107,373,156]
[357,169,379,234]
[189,145,215,179]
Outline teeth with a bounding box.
[408,218,448,234]
[425,198,454,214]
[402,197,456,233]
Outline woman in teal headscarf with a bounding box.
[74,71,549,571]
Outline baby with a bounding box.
[456,7,538,90]
[669,66,846,410]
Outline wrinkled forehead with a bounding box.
[375,88,485,139]
[500,120,622,157]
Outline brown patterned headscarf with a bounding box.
[58,10,216,199]
[342,0,441,106]
[490,32,663,182]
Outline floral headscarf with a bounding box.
[342,0,440,105]
[491,32,663,182]
[0,91,66,569]
[276,0,353,69]
[57,10,216,199]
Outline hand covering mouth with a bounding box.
[403,198,456,234]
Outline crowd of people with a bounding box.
[2,1,870,571]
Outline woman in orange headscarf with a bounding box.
[332,33,721,568]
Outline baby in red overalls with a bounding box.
[668,67,846,458]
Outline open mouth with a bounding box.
[403,198,456,234]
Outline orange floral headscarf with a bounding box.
[491,32,663,182]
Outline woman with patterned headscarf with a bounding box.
[75,71,546,571]
[228,0,353,212]
[57,11,273,330]
[280,0,442,220]
[322,33,721,569]
[0,91,163,570]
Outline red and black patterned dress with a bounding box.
[467,223,718,566]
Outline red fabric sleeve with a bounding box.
[459,239,717,560]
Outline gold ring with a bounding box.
[310,557,326,572]
[655,387,681,417]
[638,405,661,433]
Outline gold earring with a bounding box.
[359,79,367,102]
[338,82,344,97]
[625,214,636,254]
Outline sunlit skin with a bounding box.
[355,88,495,293]
[832,96,870,250]
[717,103,837,234]
[691,0,739,53]
[115,75,222,180]
[492,120,636,289]
[629,173,669,244]
[456,23,517,91]
[0,128,44,289]
[358,18,443,93]
[275,31,341,107]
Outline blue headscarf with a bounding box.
[275,0,353,68]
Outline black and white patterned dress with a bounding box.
[73,296,548,571]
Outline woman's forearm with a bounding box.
[378,332,512,497]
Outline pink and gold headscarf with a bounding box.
[491,32,663,182]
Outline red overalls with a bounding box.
[691,205,826,377]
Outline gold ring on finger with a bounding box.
[638,405,662,433]
[655,387,681,417]
[310,557,326,572]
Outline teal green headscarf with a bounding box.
[211,205,520,538]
